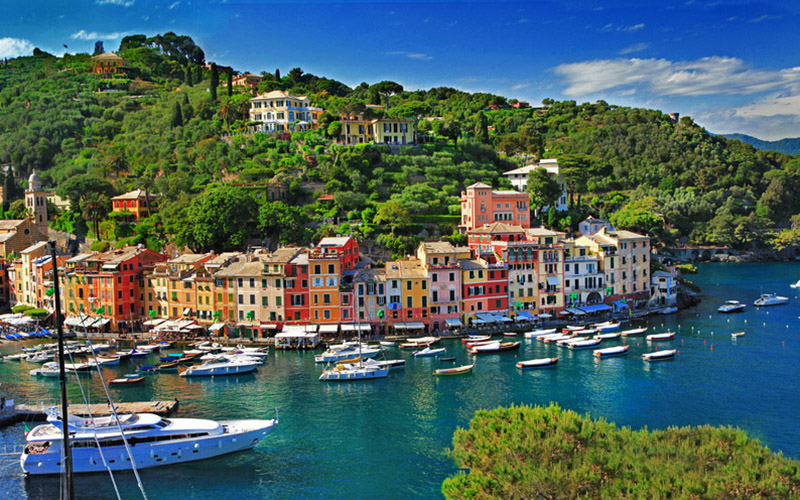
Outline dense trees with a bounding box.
[174,186,256,252]
[443,404,800,499]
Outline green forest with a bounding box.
[1,33,799,257]
[443,404,800,499]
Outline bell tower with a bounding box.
[25,170,48,233]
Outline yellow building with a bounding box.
[338,115,416,145]
[249,90,323,132]
[385,258,429,330]
[526,228,566,315]
[111,189,156,221]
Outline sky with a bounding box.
[2,0,800,140]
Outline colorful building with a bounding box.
[459,182,530,232]
[503,159,568,215]
[90,52,128,76]
[111,189,156,221]
[249,90,323,132]
[460,257,509,325]
[385,258,430,332]
[416,241,468,332]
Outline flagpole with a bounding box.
[51,241,75,500]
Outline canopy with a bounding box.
[476,312,498,323]
[546,276,561,286]
[183,308,191,316]
[340,324,371,332]
[208,323,226,332]
[143,318,167,327]
[393,322,425,330]
[91,317,111,328]
[318,324,339,334]
[492,314,513,323]
[186,324,205,330]
[578,304,612,313]
[538,313,553,319]
[445,318,463,327]
[516,311,536,321]
[565,308,586,316]
[259,323,278,329]
[612,300,629,309]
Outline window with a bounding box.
[323,294,331,304]
[328,264,335,274]
[314,264,321,274]
[406,281,412,291]
[262,297,269,307]
[276,297,281,306]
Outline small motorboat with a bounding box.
[659,307,679,315]
[731,331,745,339]
[643,349,677,362]
[563,325,586,332]
[542,334,574,344]
[108,374,145,385]
[363,358,405,370]
[556,336,589,347]
[516,357,558,369]
[502,332,518,337]
[647,332,675,342]
[95,355,121,366]
[138,364,160,373]
[594,322,620,332]
[593,345,630,358]
[465,339,498,348]
[6,353,28,361]
[754,293,789,307]
[791,280,800,289]
[30,362,61,377]
[438,356,456,362]
[523,328,556,339]
[468,341,520,354]
[566,339,602,350]
[379,341,395,347]
[594,332,620,341]
[433,364,473,376]
[181,359,259,377]
[157,360,180,372]
[461,335,492,343]
[399,341,433,349]
[718,300,746,313]
[414,347,446,357]
[621,327,648,336]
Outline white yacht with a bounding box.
[180,358,259,377]
[754,293,789,307]
[30,362,60,377]
[314,345,382,363]
[718,300,746,313]
[319,362,389,381]
[790,280,800,289]
[20,407,277,475]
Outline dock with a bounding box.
[0,399,179,428]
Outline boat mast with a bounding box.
[51,241,75,500]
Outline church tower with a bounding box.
[25,170,48,233]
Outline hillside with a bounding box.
[724,133,800,156]
[2,34,800,257]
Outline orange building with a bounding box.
[90,52,128,76]
[308,237,359,325]
[111,189,156,221]
[459,182,530,232]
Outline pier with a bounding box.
[0,399,179,429]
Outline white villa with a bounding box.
[503,158,568,214]
[248,90,323,133]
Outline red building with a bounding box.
[460,256,509,325]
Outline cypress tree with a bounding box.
[195,64,202,83]
[170,101,183,127]
[210,63,218,101]
[227,71,233,97]
[275,68,280,80]
[185,65,193,86]
[475,110,489,144]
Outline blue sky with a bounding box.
[2,0,800,140]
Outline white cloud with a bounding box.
[388,51,433,61]
[748,14,782,23]
[601,23,645,32]
[96,0,134,6]
[735,93,800,118]
[555,56,800,97]
[70,30,129,41]
[0,37,35,58]
[512,83,531,90]
[169,1,180,9]
[619,43,649,55]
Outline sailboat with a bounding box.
[319,312,388,381]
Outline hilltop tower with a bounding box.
[25,170,48,233]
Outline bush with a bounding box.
[90,240,110,252]
[12,304,34,314]
[444,404,800,500]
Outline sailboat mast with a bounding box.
[51,241,75,500]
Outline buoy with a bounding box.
[710,345,714,351]
[703,340,706,345]
[681,339,684,343]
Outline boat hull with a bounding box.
[20,419,276,475]
[181,363,258,377]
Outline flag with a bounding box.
[24,422,30,437]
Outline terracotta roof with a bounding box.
[385,259,427,279]
[168,253,212,265]
[420,241,457,254]
[470,222,525,235]
[263,247,302,264]
[466,182,492,189]
[0,220,25,231]
[91,52,125,62]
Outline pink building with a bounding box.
[459,182,530,232]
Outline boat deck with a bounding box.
[0,400,179,429]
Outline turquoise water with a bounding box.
[1,261,800,499]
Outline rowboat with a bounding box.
[594,332,620,341]
[461,335,492,343]
[502,332,518,337]
[567,338,602,350]
[543,334,574,344]
[643,349,677,362]
[523,328,556,339]
[379,341,395,347]
[108,374,145,385]
[438,356,456,362]
[731,332,745,339]
[433,364,473,376]
[621,327,648,336]
[647,332,675,342]
[593,345,630,358]
[594,322,620,331]
[414,346,446,357]
[563,325,586,331]
[399,341,433,349]
[468,341,520,354]
[465,339,498,348]
[516,357,558,369]
[157,360,180,371]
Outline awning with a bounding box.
[318,324,339,334]
[445,318,463,327]
[546,276,560,286]
[565,307,586,316]
[186,324,205,330]
[516,311,536,321]
[259,323,278,329]
[393,322,425,330]
[183,308,191,316]
[493,314,513,323]
[209,323,226,331]
[64,316,83,327]
[578,304,612,313]
[476,313,497,323]
[91,318,111,328]
[538,313,553,319]
[612,300,629,309]
[340,324,371,332]
[143,318,167,327]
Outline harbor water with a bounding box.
[1,261,799,499]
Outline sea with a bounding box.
[1,261,799,499]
